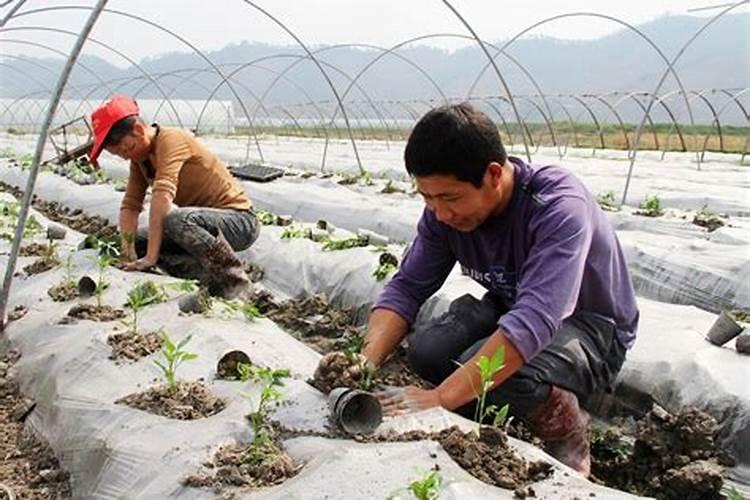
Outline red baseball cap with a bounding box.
[89,95,140,165]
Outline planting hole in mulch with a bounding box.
[216,350,252,380]
[0,349,71,499]
[7,305,28,322]
[19,242,51,257]
[107,331,163,362]
[66,304,125,322]
[48,280,78,302]
[184,437,299,491]
[22,255,59,275]
[115,381,226,420]
[590,406,734,500]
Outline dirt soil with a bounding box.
[66,304,125,322]
[590,406,731,500]
[0,181,119,243]
[7,304,28,322]
[19,243,51,257]
[107,331,163,362]
[183,438,298,491]
[0,349,72,499]
[47,280,78,302]
[22,255,59,275]
[692,212,725,232]
[115,381,226,420]
[216,350,252,380]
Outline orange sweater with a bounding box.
[120,126,251,213]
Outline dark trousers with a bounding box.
[135,206,260,279]
[407,293,627,417]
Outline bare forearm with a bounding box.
[145,192,173,262]
[436,329,524,411]
[363,308,409,367]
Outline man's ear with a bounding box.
[486,162,503,187]
[132,120,146,138]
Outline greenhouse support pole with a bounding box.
[0,0,109,332]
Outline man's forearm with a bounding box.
[436,329,525,411]
[363,308,409,367]
[145,191,173,262]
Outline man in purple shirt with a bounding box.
[337,103,639,476]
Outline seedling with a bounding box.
[473,347,509,433]
[123,281,166,334]
[280,225,311,240]
[213,297,263,321]
[88,239,120,307]
[388,469,444,500]
[255,209,277,226]
[321,234,368,251]
[236,361,253,382]
[596,190,619,212]
[163,278,200,294]
[380,179,405,194]
[340,332,376,390]
[637,194,664,217]
[244,365,291,464]
[153,332,198,391]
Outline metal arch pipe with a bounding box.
[0,90,40,131]
[699,88,750,161]
[583,93,631,151]
[11,6,264,163]
[0,88,58,133]
[474,96,520,153]
[239,1,362,173]
[567,94,606,152]
[1,0,107,331]
[0,38,117,104]
[0,0,26,27]
[0,26,184,128]
[690,89,724,153]
[0,53,93,112]
[646,90,689,157]
[441,0,532,162]
[718,87,749,122]
[515,94,557,151]
[240,49,397,157]
[465,12,697,152]
[622,1,748,205]
[542,94,579,154]
[611,92,661,152]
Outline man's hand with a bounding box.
[122,256,157,272]
[376,386,443,416]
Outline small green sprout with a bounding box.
[123,281,166,335]
[280,225,311,240]
[153,332,198,391]
[637,194,664,217]
[381,179,405,194]
[474,347,509,432]
[321,234,368,251]
[255,209,277,226]
[244,365,291,464]
[596,190,619,212]
[388,468,444,500]
[88,239,119,307]
[727,487,744,500]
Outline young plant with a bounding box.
[637,194,664,217]
[280,225,311,240]
[380,179,405,194]
[89,240,119,307]
[123,281,166,335]
[473,346,509,432]
[163,278,200,295]
[727,487,744,500]
[341,332,376,390]
[153,332,198,391]
[321,234,368,251]
[596,190,619,212]
[388,469,444,500]
[373,253,398,282]
[244,365,292,464]
[254,209,277,226]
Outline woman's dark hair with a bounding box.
[404,102,507,187]
[103,115,140,147]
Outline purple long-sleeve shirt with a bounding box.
[375,157,639,362]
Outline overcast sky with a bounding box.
[0,0,745,67]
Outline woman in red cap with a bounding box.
[89,95,259,299]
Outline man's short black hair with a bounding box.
[103,115,141,147]
[404,102,507,188]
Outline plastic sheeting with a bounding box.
[0,208,644,499]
